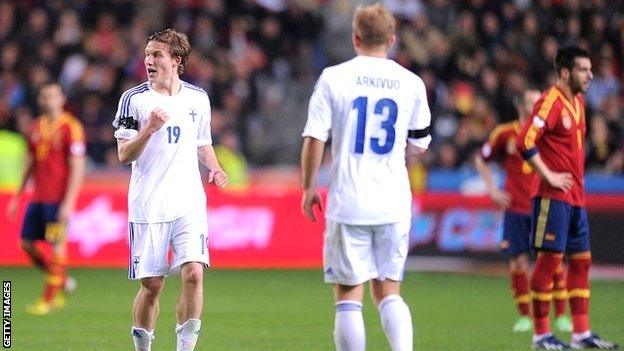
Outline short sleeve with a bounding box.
[113,86,144,139]
[517,90,559,159]
[196,93,212,146]
[407,78,432,149]
[67,117,86,157]
[480,126,506,161]
[302,70,332,142]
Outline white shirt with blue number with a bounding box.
[113,81,212,224]
[302,55,432,225]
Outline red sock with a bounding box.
[553,262,567,316]
[568,252,591,333]
[42,253,67,303]
[531,252,563,335]
[511,269,530,316]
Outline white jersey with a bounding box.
[303,55,431,225]
[113,81,212,223]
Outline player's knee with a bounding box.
[514,254,530,272]
[181,264,203,287]
[21,241,36,254]
[141,277,164,296]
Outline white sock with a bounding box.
[131,327,154,351]
[572,330,591,342]
[334,300,365,351]
[378,295,413,351]
[176,319,201,351]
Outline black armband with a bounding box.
[408,127,430,139]
[118,116,139,130]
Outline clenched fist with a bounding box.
[145,107,169,134]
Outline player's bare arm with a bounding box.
[300,137,324,222]
[526,153,573,192]
[57,155,86,222]
[198,144,228,188]
[474,153,512,209]
[6,155,33,220]
[405,143,426,159]
[117,108,169,164]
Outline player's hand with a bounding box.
[489,189,512,210]
[301,188,323,222]
[6,196,18,221]
[546,171,573,192]
[145,108,169,134]
[57,202,74,223]
[208,168,228,188]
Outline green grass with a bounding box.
[1,268,622,350]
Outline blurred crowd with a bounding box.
[0,0,623,186]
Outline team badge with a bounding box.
[188,108,198,122]
[506,138,516,155]
[562,111,572,129]
[133,256,140,275]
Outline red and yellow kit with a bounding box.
[517,86,586,207]
[28,112,85,203]
[480,120,536,214]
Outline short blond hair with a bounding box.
[147,28,191,75]
[352,3,396,48]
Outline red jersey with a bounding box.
[517,86,586,207]
[480,121,536,214]
[28,112,86,203]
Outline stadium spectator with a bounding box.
[0,1,622,173]
[301,4,431,350]
[517,46,618,350]
[6,82,85,315]
[113,28,227,351]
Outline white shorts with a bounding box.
[128,208,209,280]
[323,219,410,286]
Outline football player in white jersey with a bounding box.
[112,29,228,351]
[301,4,431,351]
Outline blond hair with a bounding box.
[352,3,396,48]
[147,28,191,75]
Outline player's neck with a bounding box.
[47,110,63,120]
[151,76,182,96]
[355,45,388,59]
[556,80,576,100]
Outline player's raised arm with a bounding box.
[116,108,169,165]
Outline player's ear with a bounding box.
[352,33,360,49]
[388,34,396,48]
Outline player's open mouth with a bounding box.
[147,68,157,75]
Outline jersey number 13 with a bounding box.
[353,96,397,154]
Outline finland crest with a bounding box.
[188,108,198,122]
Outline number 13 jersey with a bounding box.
[303,56,431,225]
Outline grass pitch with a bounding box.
[1,268,622,350]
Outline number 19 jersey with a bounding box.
[113,82,212,224]
[302,56,431,225]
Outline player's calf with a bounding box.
[378,295,413,351]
